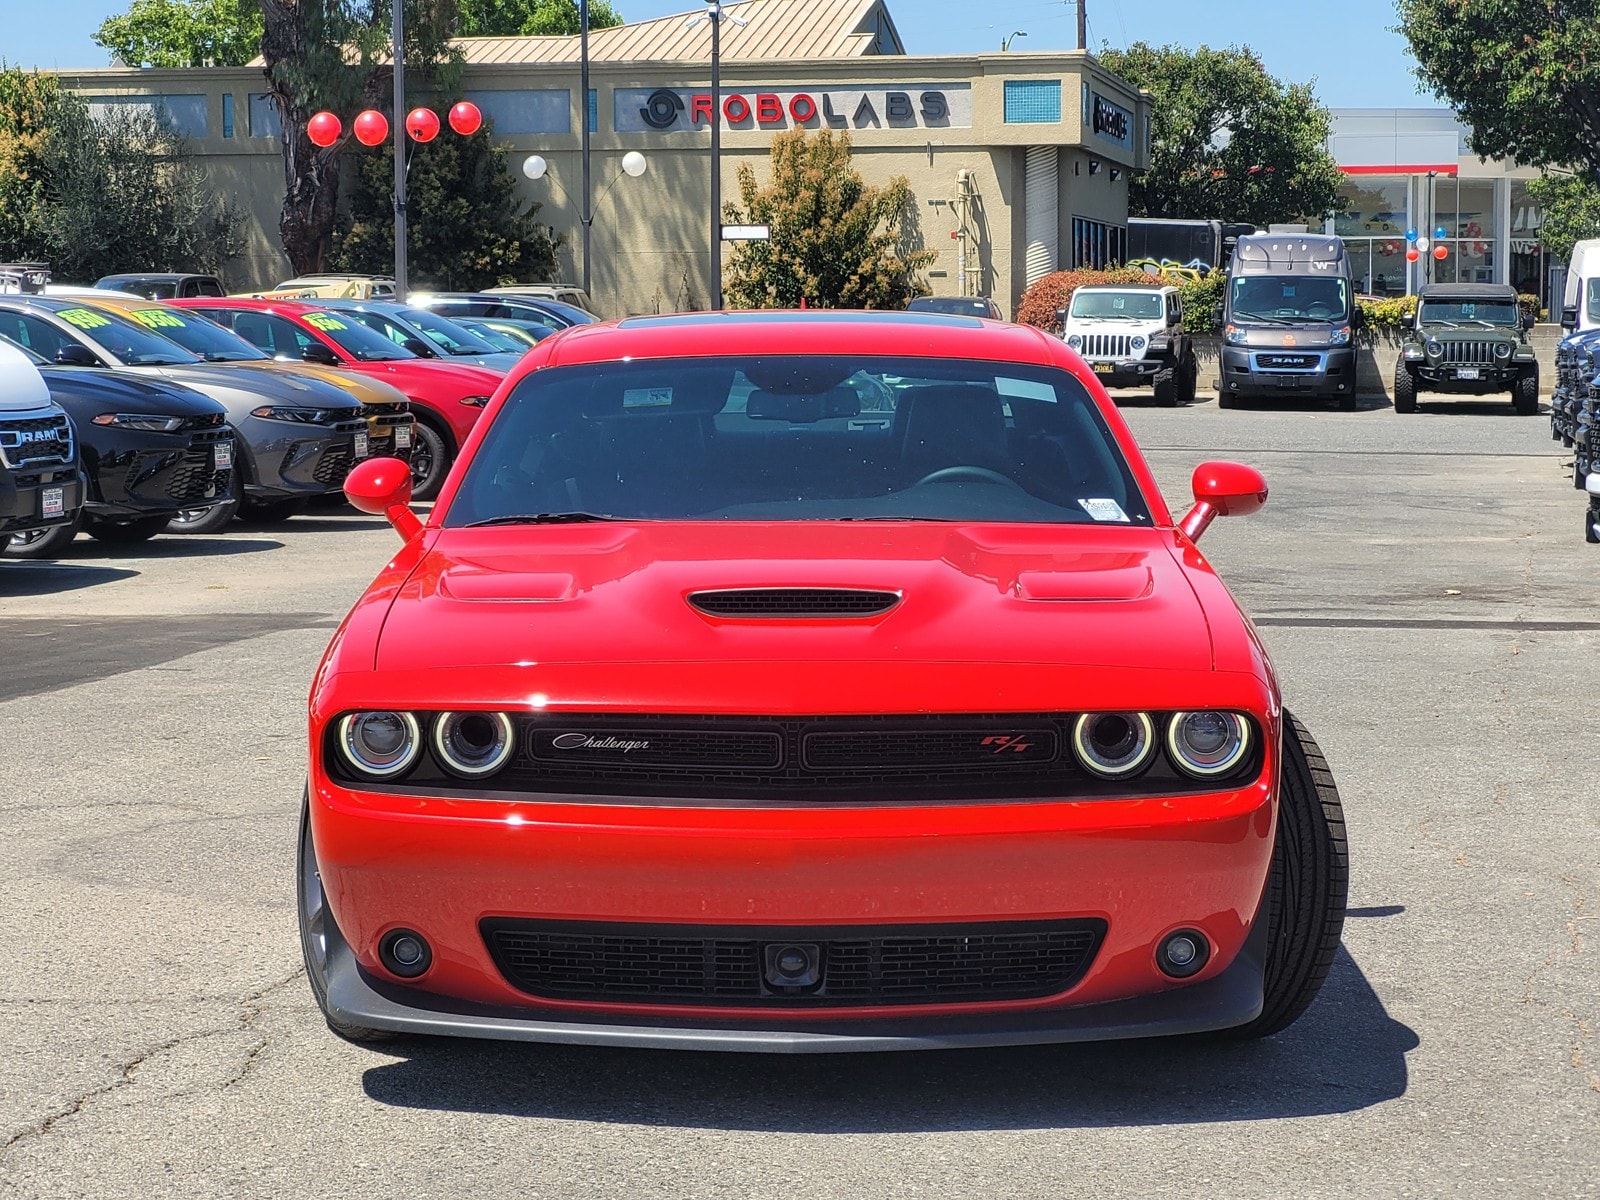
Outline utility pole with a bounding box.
[709,0,723,309]
[580,0,592,297]
[1075,0,1087,51]
[391,0,408,301]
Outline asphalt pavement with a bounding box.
[1,393,1596,1198]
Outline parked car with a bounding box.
[0,336,233,554]
[407,292,596,331]
[172,297,502,500]
[1394,283,1538,415]
[264,274,397,300]
[70,295,414,529]
[0,296,368,527]
[483,283,596,314]
[454,317,556,350]
[906,295,1004,320]
[312,299,525,372]
[0,341,84,548]
[300,310,1348,1050]
[94,273,226,300]
[1060,284,1197,406]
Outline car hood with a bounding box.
[39,366,226,419]
[246,361,410,407]
[140,363,362,412]
[344,359,502,395]
[372,523,1221,683]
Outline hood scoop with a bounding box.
[688,588,901,619]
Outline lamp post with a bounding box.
[524,151,648,273]
[1002,30,1026,51]
[580,0,592,297]
[709,0,724,309]
[392,0,408,301]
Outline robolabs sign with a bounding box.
[617,85,973,133]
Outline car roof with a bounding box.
[1072,284,1176,294]
[177,297,332,316]
[534,310,1061,368]
[1418,283,1518,300]
[97,273,208,283]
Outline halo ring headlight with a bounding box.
[1072,712,1156,779]
[1166,711,1251,778]
[433,711,515,778]
[339,711,421,779]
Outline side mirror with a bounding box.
[1352,307,1368,331]
[1399,312,1413,331]
[1563,305,1579,331]
[401,337,434,357]
[1523,312,1536,332]
[300,342,339,365]
[1179,460,1268,542]
[55,344,101,366]
[345,456,422,541]
[1213,302,1225,323]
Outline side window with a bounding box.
[197,279,224,297]
[265,314,314,353]
[12,313,70,360]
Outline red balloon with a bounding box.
[1433,243,1449,259]
[1405,247,1420,262]
[307,111,341,147]
[405,107,440,143]
[353,109,389,146]
[448,100,482,136]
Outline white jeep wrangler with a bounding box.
[1061,284,1198,406]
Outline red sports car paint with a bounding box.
[306,311,1289,1047]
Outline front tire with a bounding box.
[298,796,400,1045]
[1218,391,1239,410]
[1177,350,1199,404]
[6,514,80,558]
[1229,710,1349,1039]
[1153,364,1178,407]
[408,420,451,502]
[1513,368,1539,416]
[167,498,239,535]
[1393,365,1418,413]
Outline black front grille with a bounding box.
[163,447,228,502]
[481,918,1107,1007]
[688,588,901,618]
[530,726,783,769]
[1257,353,1317,369]
[1440,340,1497,367]
[0,414,73,468]
[312,443,353,484]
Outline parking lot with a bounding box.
[2,396,1597,1198]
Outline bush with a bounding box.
[1177,272,1226,334]
[1015,267,1159,331]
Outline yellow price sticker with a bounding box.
[129,308,187,329]
[304,313,348,332]
[57,308,113,330]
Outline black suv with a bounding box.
[0,346,85,547]
[1395,283,1538,414]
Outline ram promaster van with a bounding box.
[1561,240,1600,333]
[1218,232,1362,410]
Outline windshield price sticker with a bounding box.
[623,387,674,409]
[57,308,113,330]
[304,313,348,332]
[1079,497,1130,523]
[129,308,186,329]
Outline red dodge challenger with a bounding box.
[302,310,1347,1052]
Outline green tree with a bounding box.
[722,129,934,310]
[94,0,265,68]
[1098,43,1345,227]
[1525,174,1600,265]
[1396,0,1600,174]
[0,69,60,263]
[331,124,557,289]
[457,0,622,36]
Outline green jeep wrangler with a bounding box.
[1394,283,1538,415]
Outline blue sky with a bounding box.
[14,0,1430,109]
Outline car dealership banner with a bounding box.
[615,84,973,133]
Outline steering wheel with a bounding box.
[1306,302,1333,319]
[913,465,1016,488]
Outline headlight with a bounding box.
[250,405,331,423]
[1425,339,1443,359]
[1130,334,1148,354]
[1166,712,1251,778]
[1225,325,1246,345]
[1072,712,1156,778]
[1328,327,1351,346]
[1066,334,1083,350]
[460,394,491,408]
[90,413,184,432]
[433,711,515,778]
[338,711,421,779]
[1494,342,1513,359]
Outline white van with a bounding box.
[1561,240,1600,333]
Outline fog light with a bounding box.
[379,928,432,978]
[763,942,822,991]
[1156,929,1210,979]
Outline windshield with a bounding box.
[299,310,415,361]
[1069,291,1163,320]
[397,308,502,355]
[50,306,201,366]
[118,306,270,361]
[1230,276,1349,324]
[1418,299,1519,327]
[446,355,1151,527]
[460,320,533,351]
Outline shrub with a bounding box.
[1015,267,1159,331]
[1177,272,1227,334]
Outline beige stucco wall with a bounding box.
[59,51,1149,319]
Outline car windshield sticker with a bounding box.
[623,387,673,408]
[995,377,1055,402]
[1079,498,1130,523]
[128,308,187,329]
[304,313,348,331]
[57,308,113,330]
[1113,297,1126,310]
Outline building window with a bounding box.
[1004,80,1061,124]
[86,94,208,139]
[1072,216,1127,269]
[248,94,282,139]
[222,93,234,138]
[589,88,598,134]
[463,90,570,135]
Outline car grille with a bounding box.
[1438,340,1497,367]
[162,448,229,503]
[312,443,353,484]
[0,413,73,469]
[481,918,1108,1007]
[688,588,901,618]
[1077,333,1133,359]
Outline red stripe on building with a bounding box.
[1341,164,1459,176]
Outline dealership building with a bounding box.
[58,0,1151,318]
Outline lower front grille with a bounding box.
[1440,340,1496,367]
[312,443,353,484]
[162,448,228,502]
[481,918,1107,1007]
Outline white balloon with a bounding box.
[1415,236,1429,252]
[522,154,547,180]
[622,151,648,178]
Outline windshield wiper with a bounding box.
[466,511,620,527]
[1424,318,1462,330]
[1231,311,1302,326]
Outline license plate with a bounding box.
[355,431,370,458]
[1093,363,1114,374]
[395,424,412,449]
[1456,368,1481,380]
[41,487,63,519]
[214,441,233,470]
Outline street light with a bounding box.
[688,0,747,310]
[523,153,649,261]
[1002,30,1027,51]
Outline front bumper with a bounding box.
[241,416,369,499]
[84,426,235,516]
[1220,347,1355,398]
[1085,358,1160,386]
[1411,361,1523,392]
[0,465,85,534]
